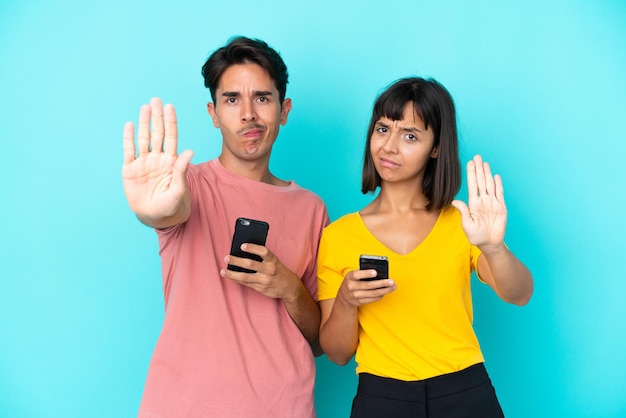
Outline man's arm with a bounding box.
[282,277,323,356]
[122,97,194,229]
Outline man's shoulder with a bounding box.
[184,159,214,181]
[188,159,215,174]
[289,182,325,206]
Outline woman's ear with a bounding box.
[431,147,439,158]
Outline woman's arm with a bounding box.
[452,155,534,306]
[319,270,396,365]
[477,246,533,305]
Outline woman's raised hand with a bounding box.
[452,155,507,249]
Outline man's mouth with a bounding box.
[239,124,265,138]
[242,129,263,139]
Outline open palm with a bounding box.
[122,98,193,220]
[452,155,507,247]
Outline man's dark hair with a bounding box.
[361,77,461,211]
[201,36,289,104]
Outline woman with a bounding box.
[317,77,533,417]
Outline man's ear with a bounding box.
[280,98,292,125]
[207,102,219,128]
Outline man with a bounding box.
[122,36,328,417]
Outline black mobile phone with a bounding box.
[359,254,389,281]
[227,217,270,273]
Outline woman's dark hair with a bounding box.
[361,77,461,211]
[201,36,289,104]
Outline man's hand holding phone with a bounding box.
[227,218,269,273]
[222,217,301,300]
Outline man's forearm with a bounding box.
[283,282,322,356]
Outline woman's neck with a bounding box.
[367,181,429,215]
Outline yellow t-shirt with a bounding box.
[317,207,484,381]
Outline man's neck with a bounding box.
[218,154,287,186]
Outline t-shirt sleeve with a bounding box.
[299,202,329,301]
[471,244,485,283]
[316,226,345,301]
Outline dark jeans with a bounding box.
[350,363,505,418]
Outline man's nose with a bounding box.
[241,100,257,122]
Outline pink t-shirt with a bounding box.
[138,159,328,418]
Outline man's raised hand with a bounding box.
[122,98,194,228]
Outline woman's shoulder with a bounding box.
[324,212,362,234]
[439,205,461,223]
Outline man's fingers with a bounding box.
[239,243,270,258]
[137,104,151,156]
[172,150,194,191]
[174,149,194,174]
[226,255,261,275]
[163,103,179,156]
[150,97,165,153]
[122,122,136,165]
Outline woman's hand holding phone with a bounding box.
[359,254,389,281]
[335,257,396,308]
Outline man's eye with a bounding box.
[258,96,268,102]
[406,134,416,141]
[377,127,387,133]
[227,98,237,103]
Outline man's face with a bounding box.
[207,63,291,166]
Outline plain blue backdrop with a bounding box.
[1,0,625,417]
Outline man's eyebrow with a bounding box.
[221,90,273,97]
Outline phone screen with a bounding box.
[227,217,269,273]
[359,254,389,280]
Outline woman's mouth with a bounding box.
[379,157,399,168]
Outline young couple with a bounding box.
[122,36,533,417]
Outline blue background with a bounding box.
[1,0,625,417]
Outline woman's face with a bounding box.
[370,102,438,186]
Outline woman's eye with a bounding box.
[406,134,416,141]
[377,127,387,133]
